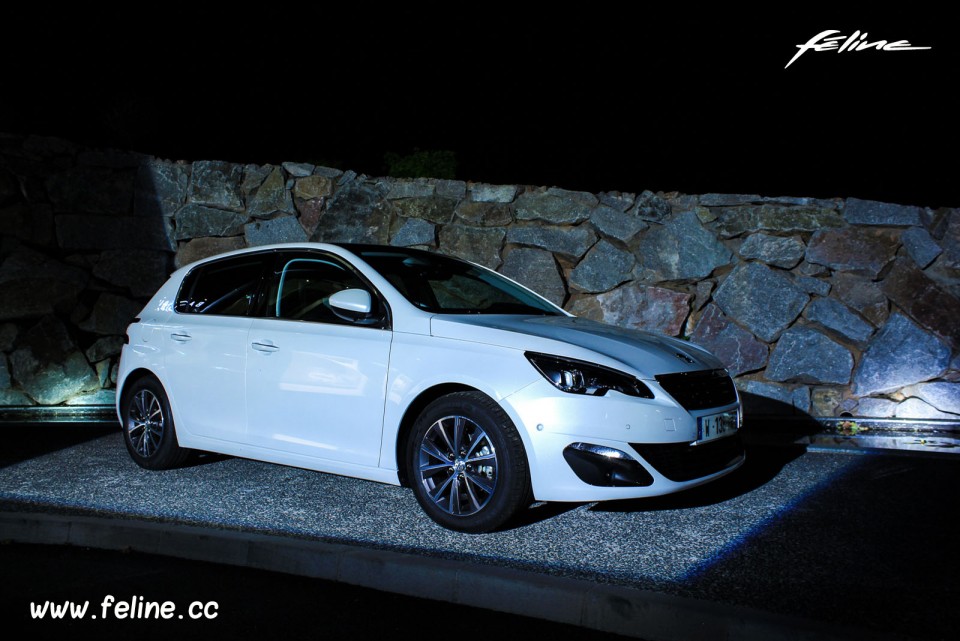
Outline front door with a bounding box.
[244,252,392,468]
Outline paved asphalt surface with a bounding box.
[0,423,957,640]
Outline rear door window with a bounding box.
[175,255,269,316]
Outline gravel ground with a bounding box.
[1,425,956,640]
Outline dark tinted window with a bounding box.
[175,256,266,316]
[265,255,381,326]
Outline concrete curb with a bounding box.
[1,511,878,641]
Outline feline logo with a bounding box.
[786,30,931,68]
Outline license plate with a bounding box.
[697,410,739,444]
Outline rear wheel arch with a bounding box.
[118,368,162,409]
[120,368,177,417]
[120,372,190,470]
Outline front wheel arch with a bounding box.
[394,383,478,487]
[406,391,532,533]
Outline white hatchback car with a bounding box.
[117,243,743,532]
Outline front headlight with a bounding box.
[525,352,654,398]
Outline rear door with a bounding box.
[163,252,270,443]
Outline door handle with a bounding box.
[251,341,279,353]
[170,332,192,342]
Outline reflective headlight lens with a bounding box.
[525,352,654,398]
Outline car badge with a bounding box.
[675,352,695,364]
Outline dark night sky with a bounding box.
[1,7,954,207]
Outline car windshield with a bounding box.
[344,246,562,315]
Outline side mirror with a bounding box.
[328,289,372,315]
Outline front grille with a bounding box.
[631,434,744,482]
[655,369,737,411]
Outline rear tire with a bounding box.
[408,391,531,533]
[121,375,189,470]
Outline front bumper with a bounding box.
[502,378,744,502]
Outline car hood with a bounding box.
[429,314,724,379]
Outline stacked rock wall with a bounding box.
[1,133,958,420]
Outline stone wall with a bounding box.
[1,133,958,421]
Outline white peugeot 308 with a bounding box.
[117,243,743,532]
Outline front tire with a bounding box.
[121,375,189,470]
[408,391,531,533]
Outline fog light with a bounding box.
[563,442,654,487]
[569,442,631,459]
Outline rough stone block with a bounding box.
[830,273,888,327]
[714,262,808,342]
[568,241,634,293]
[244,216,308,247]
[175,205,248,240]
[901,227,942,268]
[310,182,393,245]
[135,160,189,218]
[188,160,244,211]
[438,225,505,269]
[690,304,767,376]
[637,211,732,281]
[282,162,314,177]
[247,167,295,219]
[570,282,690,337]
[805,297,874,344]
[293,175,335,201]
[9,316,98,405]
[598,191,635,212]
[738,233,805,268]
[737,380,810,414]
[85,336,125,363]
[499,248,566,306]
[811,388,844,417]
[454,201,513,227]
[628,190,670,222]
[700,193,762,207]
[843,197,923,226]
[175,236,246,269]
[393,197,455,224]
[894,397,957,419]
[588,206,648,242]
[435,179,466,200]
[881,257,960,349]
[899,382,960,415]
[790,274,831,297]
[390,218,436,247]
[853,313,951,396]
[468,183,517,203]
[506,225,596,259]
[856,397,898,418]
[714,205,843,238]
[805,227,900,278]
[766,326,853,384]
[514,189,592,225]
[383,178,436,200]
